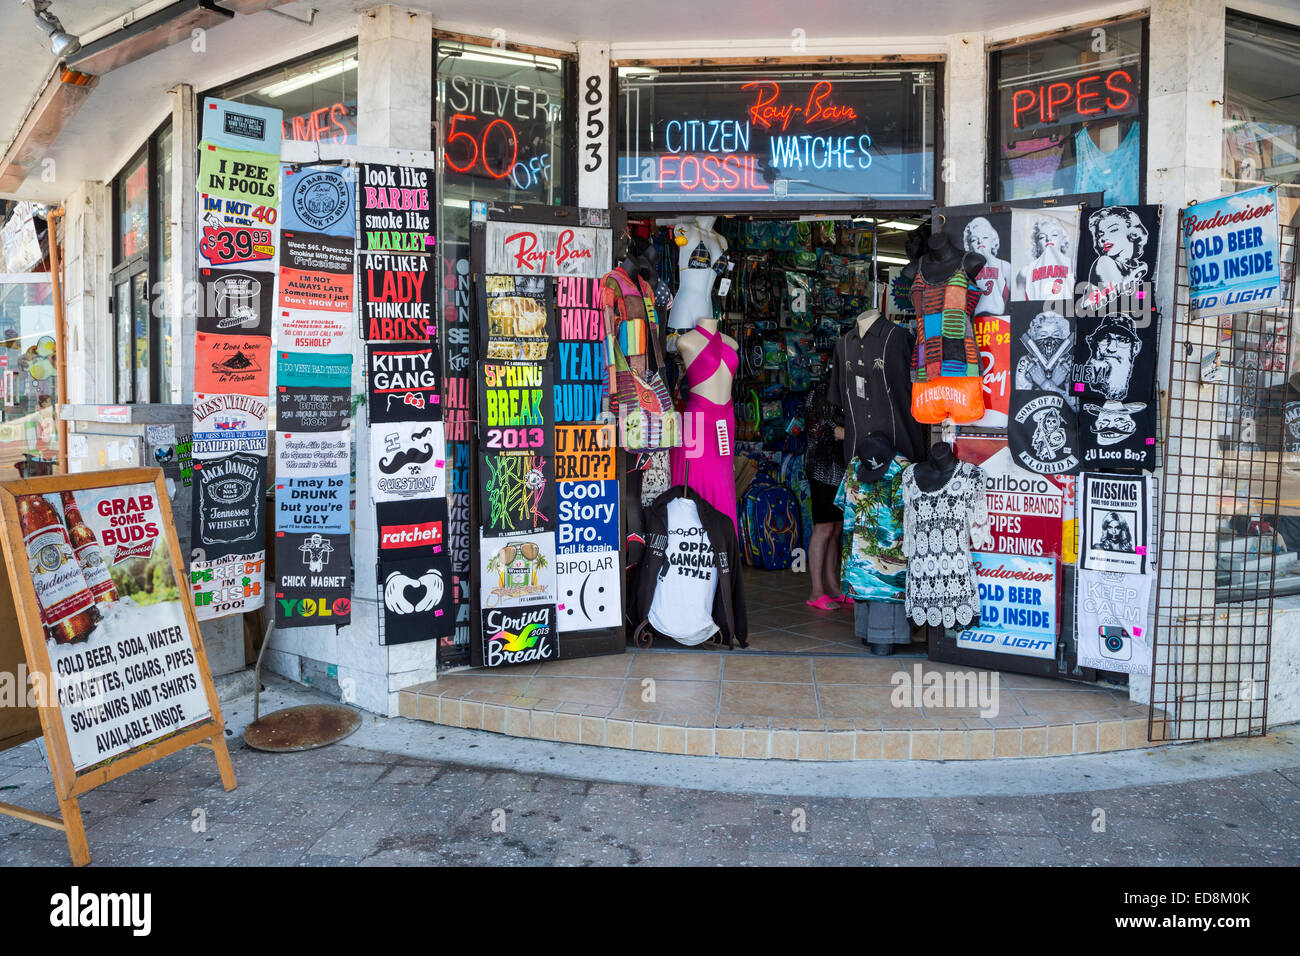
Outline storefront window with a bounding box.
[0,274,58,477]
[116,151,149,261]
[435,40,570,668]
[1223,12,1300,199]
[215,43,359,146]
[991,19,1146,205]
[111,121,171,404]
[155,123,174,401]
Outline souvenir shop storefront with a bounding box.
[7,2,1298,759]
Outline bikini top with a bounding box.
[684,326,738,386]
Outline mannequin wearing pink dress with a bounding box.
[671,317,739,531]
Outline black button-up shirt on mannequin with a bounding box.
[827,317,926,465]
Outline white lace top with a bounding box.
[901,461,993,629]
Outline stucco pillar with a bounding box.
[944,33,987,205]
[357,5,434,151]
[168,84,197,405]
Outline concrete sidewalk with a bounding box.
[0,678,1297,866]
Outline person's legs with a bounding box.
[823,520,844,600]
[807,521,833,601]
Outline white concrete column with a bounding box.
[356,5,434,150]
[1142,0,1230,716]
[168,84,197,405]
[61,181,111,405]
[944,33,987,205]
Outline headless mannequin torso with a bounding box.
[668,216,727,331]
[676,317,738,405]
[911,441,959,492]
[901,228,985,287]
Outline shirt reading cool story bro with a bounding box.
[648,497,719,646]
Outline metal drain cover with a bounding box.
[243,704,362,752]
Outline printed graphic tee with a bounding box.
[901,461,993,628]
[648,496,719,646]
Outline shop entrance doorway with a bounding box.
[629,211,930,660]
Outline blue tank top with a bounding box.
[1074,122,1140,206]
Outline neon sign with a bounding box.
[1009,69,1136,130]
[283,102,355,145]
[618,69,934,204]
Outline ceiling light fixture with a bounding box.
[26,0,81,58]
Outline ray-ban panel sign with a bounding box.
[0,468,235,866]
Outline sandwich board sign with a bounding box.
[0,468,236,866]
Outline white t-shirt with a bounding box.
[648,497,719,646]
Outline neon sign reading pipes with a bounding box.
[656,80,872,192]
[1008,69,1136,129]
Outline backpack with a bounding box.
[738,472,802,569]
[779,453,815,551]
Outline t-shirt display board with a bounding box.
[468,209,622,668]
[0,468,236,866]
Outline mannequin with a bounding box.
[911,440,959,493]
[668,215,727,331]
[855,308,881,338]
[670,315,740,530]
[906,220,987,425]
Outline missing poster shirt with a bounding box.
[482,274,554,361]
[1079,472,1152,574]
[1075,567,1154,675]
[367,342,442,424]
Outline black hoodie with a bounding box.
[630,486,748,648]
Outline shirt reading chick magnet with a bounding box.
[359,163,436,342]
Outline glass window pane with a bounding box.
[155,123,174,401]
[992,20,1144,204]
[1223,12,1300,199]
[132,272,149,403]
[436,42,568,208]
[219,44,359,146]
[0,276,57,477]
[117,152,149,261]
[115,280,130,404]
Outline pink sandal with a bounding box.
[806,595,840,611]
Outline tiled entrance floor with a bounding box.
[400,570,1163,761]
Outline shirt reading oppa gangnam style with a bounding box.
[827,319,926,467]
[648,497,719,646]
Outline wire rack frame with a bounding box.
[1149,212,1297,742]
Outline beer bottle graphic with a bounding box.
[60,490,119,605]
[18,493,100,644]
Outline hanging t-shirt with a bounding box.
[1073,123,1141,207]
[648,496,719,646]
[835,457,908,603]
